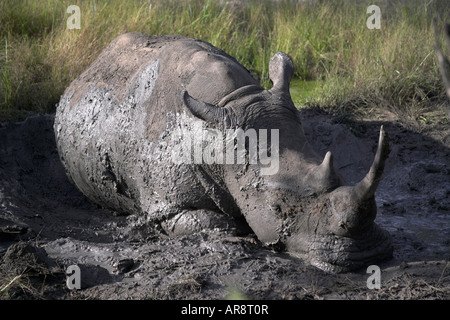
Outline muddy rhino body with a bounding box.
[55,33,393,272]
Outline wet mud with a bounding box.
[0,111,448,299]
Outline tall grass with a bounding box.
[2,38,22,109]
[0,0,449,122]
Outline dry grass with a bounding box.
[0,0,449,123]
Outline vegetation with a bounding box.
[0,0,449,123]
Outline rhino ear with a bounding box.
[183,90,229,125]
[268,52,294,93]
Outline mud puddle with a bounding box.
[0,111,448,300]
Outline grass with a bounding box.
[0,0,449,123]
[2,39,21,109]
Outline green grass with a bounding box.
[2,39,20,109]
[290,79,322,106]
[0,0,449,123]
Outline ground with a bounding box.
[0,109,448,300]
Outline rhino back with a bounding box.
[54,33,257,217]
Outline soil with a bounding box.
[0,109,448,300]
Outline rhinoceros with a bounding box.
[54,33,393,272]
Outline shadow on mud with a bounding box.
[0,112,448,299]
[300,108,449,264]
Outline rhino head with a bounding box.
[183,52,393,273]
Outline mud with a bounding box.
[0,110,448,300]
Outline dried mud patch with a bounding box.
[0,112,449,300]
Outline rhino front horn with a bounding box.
[354,125,390,201]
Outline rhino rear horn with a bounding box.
[354,125,390,201]
[319,151,333,178]
[317,151,338,189]
[183,90,230,125]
